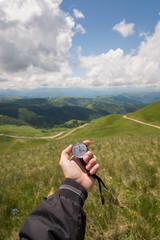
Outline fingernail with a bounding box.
[90,169,94,175]
[86,164,91,170]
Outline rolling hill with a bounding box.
[0,97,147,128]
[127,100,160,126]
[66,114,160,140]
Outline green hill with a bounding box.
[66,114,160,139]
[0,115,29,126]
[128,100,160,126]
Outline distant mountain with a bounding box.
[0,88,123,98]
[128,100,160,126]
[0,88,160,101]
[0,97,147,128]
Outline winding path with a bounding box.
[123,115,160,129]
[1,123,89,139]
[55,123,88,140]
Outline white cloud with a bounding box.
[75,24,86,34]
[113,19,135,37]
[76,21,160,88]
[0,0,75,89]
[0,1,160,90]
[139,31,149,38]
[73,9,84,19]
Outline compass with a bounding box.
[71,142,108,205]
[72,142,88,159]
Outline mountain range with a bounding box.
[0,95,149,128]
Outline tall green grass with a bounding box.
[0,137,160,239]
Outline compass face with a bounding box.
[72,142,88,159]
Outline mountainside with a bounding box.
[65,101,160,138]
[128,100,160,126]
[0,97,146,128]
[66,114,160,139]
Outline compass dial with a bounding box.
[72,142,88,159]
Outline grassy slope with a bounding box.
[0,125,67,138]
[66,114,160,139]
[0,136,52,153]
[0,137,160,240]
[128,100,160,126]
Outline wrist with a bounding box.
[75,176,95,192]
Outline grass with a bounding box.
[128,100,160,126]
[0,136,160,239]
[0,124,67,137]
[0,111,160,239]
[0,136,51,153]
[67,114,160,139]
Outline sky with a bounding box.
[0,0,160,90]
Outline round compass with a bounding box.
[72,142,88,159]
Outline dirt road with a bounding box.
[3,123,89,140]
[123,115,160,129]
[56,123,89,140]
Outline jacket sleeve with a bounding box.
[19,179,88,240]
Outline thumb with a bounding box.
[60,144,73,162]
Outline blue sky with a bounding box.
[61,0,160,55]
[0,0,160,90]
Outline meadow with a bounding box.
[0,135,160,239]
[0,109,160,239]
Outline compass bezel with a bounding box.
[72,142,88,159]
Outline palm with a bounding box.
[60,140,98,192]
[62,156,95,192]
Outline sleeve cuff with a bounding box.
[57,179,88,206]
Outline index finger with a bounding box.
[83,140,91,147]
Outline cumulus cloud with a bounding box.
[77,21,160,88]
[113,19,135,37]
[0,0,78,89]
[73,9,84,19]
[0,0,160,90]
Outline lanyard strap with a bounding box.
[92,174,108,205]
[80,158,108,205]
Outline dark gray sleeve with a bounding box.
[19,179,88,240]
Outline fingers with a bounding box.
[89,163,99,175]
[84,151,99,175]
[60,141,99,176]
[83,140,91,147]
[83,150,93,163]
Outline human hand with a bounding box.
[59,140,99,192]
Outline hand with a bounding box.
[59,140,99,192]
